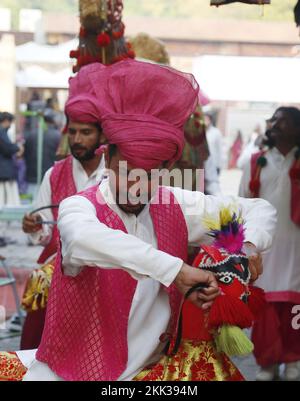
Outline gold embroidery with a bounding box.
[134,340,244,381]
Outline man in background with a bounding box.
[24,110,61,199]
[205,112,223,175]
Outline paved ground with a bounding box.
[0,221,42,351]
[0,170,296,380]
[0,221,42,269]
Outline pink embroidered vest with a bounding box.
[37,156,76,264]
[36,185,188,381]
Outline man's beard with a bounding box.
[116,197,147,216]
[263,129,276,148]
[70,143,100,161]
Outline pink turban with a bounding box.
[65,59,199,169]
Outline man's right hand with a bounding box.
[22,213,42,234]
[174,262,220,310]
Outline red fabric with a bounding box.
[65,60,199,169]
[249,150,264,198]
[228,135,242,169]
[266,291,300,304]
[36,186,188,381]
[37,156,76,264]
[20,308,46,350]
[252,302,300,367]
[289,161,300,226]
[182,301,212,341]
[247,286,267,319]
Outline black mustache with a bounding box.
[71,146,87,151]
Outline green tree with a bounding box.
[0,0,297,28]
[123,0,296,21]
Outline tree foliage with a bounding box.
[0,0,296,29]
[123,0,296,21]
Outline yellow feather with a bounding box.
[202,214,221,231]
[219,206,234,226]
[202,204,241,231]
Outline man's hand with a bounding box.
[243,242,263,282]
[22,213,42,234]
[174,263,220,310]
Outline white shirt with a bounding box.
[21,181,276,381]
[206,125,223,170]
[29,157,105,247]
[237,132,260,170]
[204,156,221,195]
[239,146,300,295]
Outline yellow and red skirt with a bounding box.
[134,339,244,381]
[0,352,27,381]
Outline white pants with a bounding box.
[0,181,20,207]
[17,350,63,381]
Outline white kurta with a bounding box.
[29,157,105,247]
[0,180,20,207]
[237,133,260,170]
[239,147,300,301]
[204,156,221,196]
[206,125,223,170]
[20,180,276,381]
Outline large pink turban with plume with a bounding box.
[65,59,199,169]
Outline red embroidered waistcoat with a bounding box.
[37,156,76,264]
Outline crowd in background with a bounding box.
[0,99,274,211]
[0,95,64,208]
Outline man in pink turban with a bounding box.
[11,59,276,381]
[65,59,198,170]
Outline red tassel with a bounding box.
[69,50,79,59]
[127,50,136,59]
[112,26,125,40]
[247,286,267,319]
[97,32,111,47]
[209,293,253,330]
